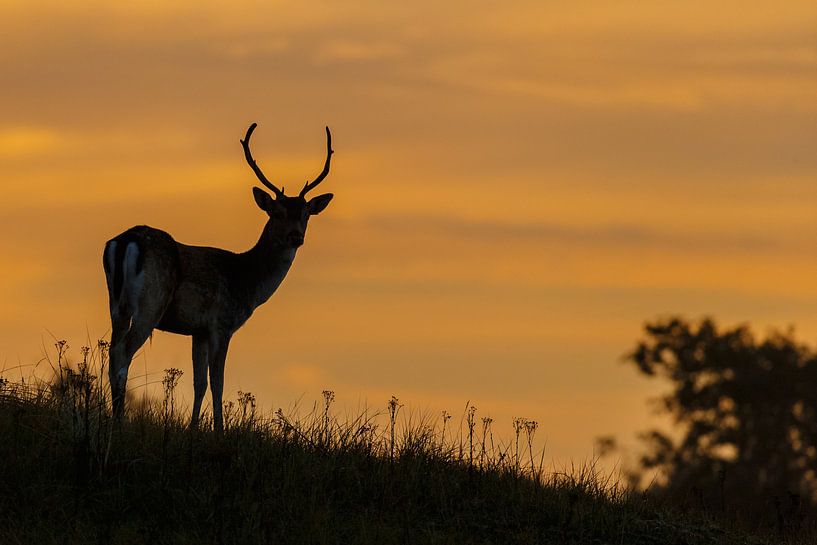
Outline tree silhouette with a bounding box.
[626,317,817,529]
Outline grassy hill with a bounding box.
[0,345,776,544]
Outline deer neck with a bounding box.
[242,223,297,309]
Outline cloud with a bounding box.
[279,362,328,389]
[0,128,68,158]
[354,214,779,254]
[212,37,290,60]
[315,40,403,62]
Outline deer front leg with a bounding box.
[208,334,231,433]
[190,334,209,428]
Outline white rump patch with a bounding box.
[105,240,118,277]
[123,242,144,310]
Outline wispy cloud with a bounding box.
[354,214,779,254]
[315,40,403,62]
[0,127,68,158]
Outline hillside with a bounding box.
[0,353,773,545]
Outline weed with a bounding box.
[161,367,183,423]
[387,394,402,460]
[237,390,257,427]
[480,416,493,469]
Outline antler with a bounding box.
[241,123,285,198]
[299,126,333,198]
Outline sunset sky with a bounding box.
[2,1,816,464]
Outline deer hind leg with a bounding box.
[190,334,209,428]
[105,239,133,419]
[109,314,160,419]
[106,241,172,419]
[108,334,131,420]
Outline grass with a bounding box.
[0,341,777,544]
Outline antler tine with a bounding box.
[299,126,333,198]
[241,123,285,198]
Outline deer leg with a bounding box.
[109,335,130,421]
[109,316,155,420]
[208,335,231,433]
[109,316,142,420]
[190,335,209,428]
[107,281,132,420]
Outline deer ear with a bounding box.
[252,187,275,212]
[307,193,333,216]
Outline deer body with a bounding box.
[103,124,334,430]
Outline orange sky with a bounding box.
[1,0,817,464]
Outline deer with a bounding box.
[102,123,334,431]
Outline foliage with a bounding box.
[626,316,817,536]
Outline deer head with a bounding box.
[241,123,334,248]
